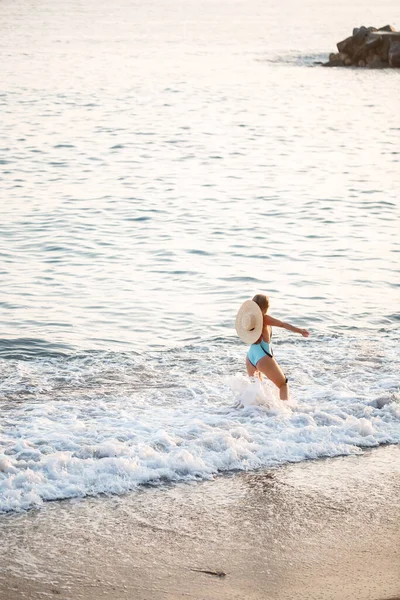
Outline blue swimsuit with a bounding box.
[247,331,288,383]
[247,338,273,368]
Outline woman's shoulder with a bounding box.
[263,315,271,327]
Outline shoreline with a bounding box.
[0,445,399,600]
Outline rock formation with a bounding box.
[323,25,400,68]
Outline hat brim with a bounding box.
[235,300,263,344]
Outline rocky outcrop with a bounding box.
[323,25,400,68]
[388,41,400,67]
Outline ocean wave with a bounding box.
[0,333,399,513]
[256,53,329,66]
[0,338,73,360]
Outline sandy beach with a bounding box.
[1,445,399,600]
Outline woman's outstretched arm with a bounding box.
[264,314,309,337]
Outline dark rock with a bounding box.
[327,25,399,69]
[352,34,381,62]
[365,35,382,50]
[389,41,400,67]
[325,52,350,66]
[337,35,354,54]
[376,35,392,62]
[354,26,369,43]
[366,54,387,69]
[369,30,400,61]
[337,26,370,56]
[378,24,397,32]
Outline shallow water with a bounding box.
[0,0,399,511]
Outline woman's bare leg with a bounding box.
[246,358,263,380]
[246,357,257,377]
[278,382,289,401]
[256,355,289,400]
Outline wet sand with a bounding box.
[0,445,399,600]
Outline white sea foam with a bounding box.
[0,344,399,513]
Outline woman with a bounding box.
[235,294,309,401]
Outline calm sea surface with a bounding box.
[0,0,399,512]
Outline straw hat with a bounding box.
[235,300,263,344]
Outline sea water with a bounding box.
[0,0,399,512]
